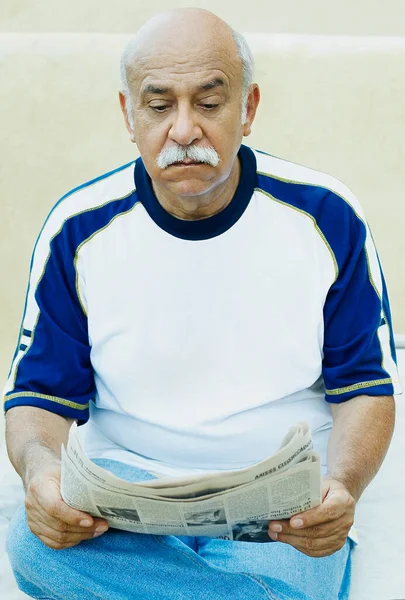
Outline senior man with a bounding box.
[3,8,399,600]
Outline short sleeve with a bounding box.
[322,198,401,402]
[3,212,94,423]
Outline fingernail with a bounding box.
[95,525,108,534]
[291,518,304,528]
[269,532,278,540]
[271,524,282,533]
[93,530,105,538]
[79,519,92,527]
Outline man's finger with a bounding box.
[28,475,97,528]
[28,509,109,536]
[273,531,343,556]
[29,496,101,529]
[36,533,94,551]
[269,515,348,538]
[41,495,99,528]
[28,501,81,533]
[288,488,353,530]
[289,503,342,530]
[28,516,107,547]
[35,504,108,533]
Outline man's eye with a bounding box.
[151,105,169,113]
[201,103,219,110]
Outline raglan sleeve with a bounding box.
[322,192,401,403]
[3,209,94,423]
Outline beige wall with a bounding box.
[1,0,405,36]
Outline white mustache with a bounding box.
[156,145,220,169]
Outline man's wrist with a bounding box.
[324,472,359,503]
[21,443,61,489]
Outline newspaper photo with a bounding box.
[61,422,322,542]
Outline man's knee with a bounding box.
[6,504,48,578]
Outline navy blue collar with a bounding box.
[134,144,257,241]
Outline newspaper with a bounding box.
[61,422,321,542]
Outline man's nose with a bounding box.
[168,106,202,146]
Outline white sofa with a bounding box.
[1,32,405,599]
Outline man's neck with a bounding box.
[151,158,241,221]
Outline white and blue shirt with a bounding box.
[3,145,401,476]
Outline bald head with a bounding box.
[127,9,236,65]
[120,9,254,125]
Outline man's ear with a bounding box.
[119,91,136,143]
[242,84,260,137]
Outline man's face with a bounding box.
[122,46,253,198]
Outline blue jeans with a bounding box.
[7,459,352,600]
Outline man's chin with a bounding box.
[167,182,213,197]
[160,171,216,195]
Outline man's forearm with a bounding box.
[5,406,74,488]
[327,394,395,502]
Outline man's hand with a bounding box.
[268,477,355,557]
[25,461,109,550]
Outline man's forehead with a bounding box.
[127,43,242,94]
[140,76,230,97]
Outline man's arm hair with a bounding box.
[327,394,395,502]
[5,406,74,488]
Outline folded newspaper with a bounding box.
[61,422,321,542]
